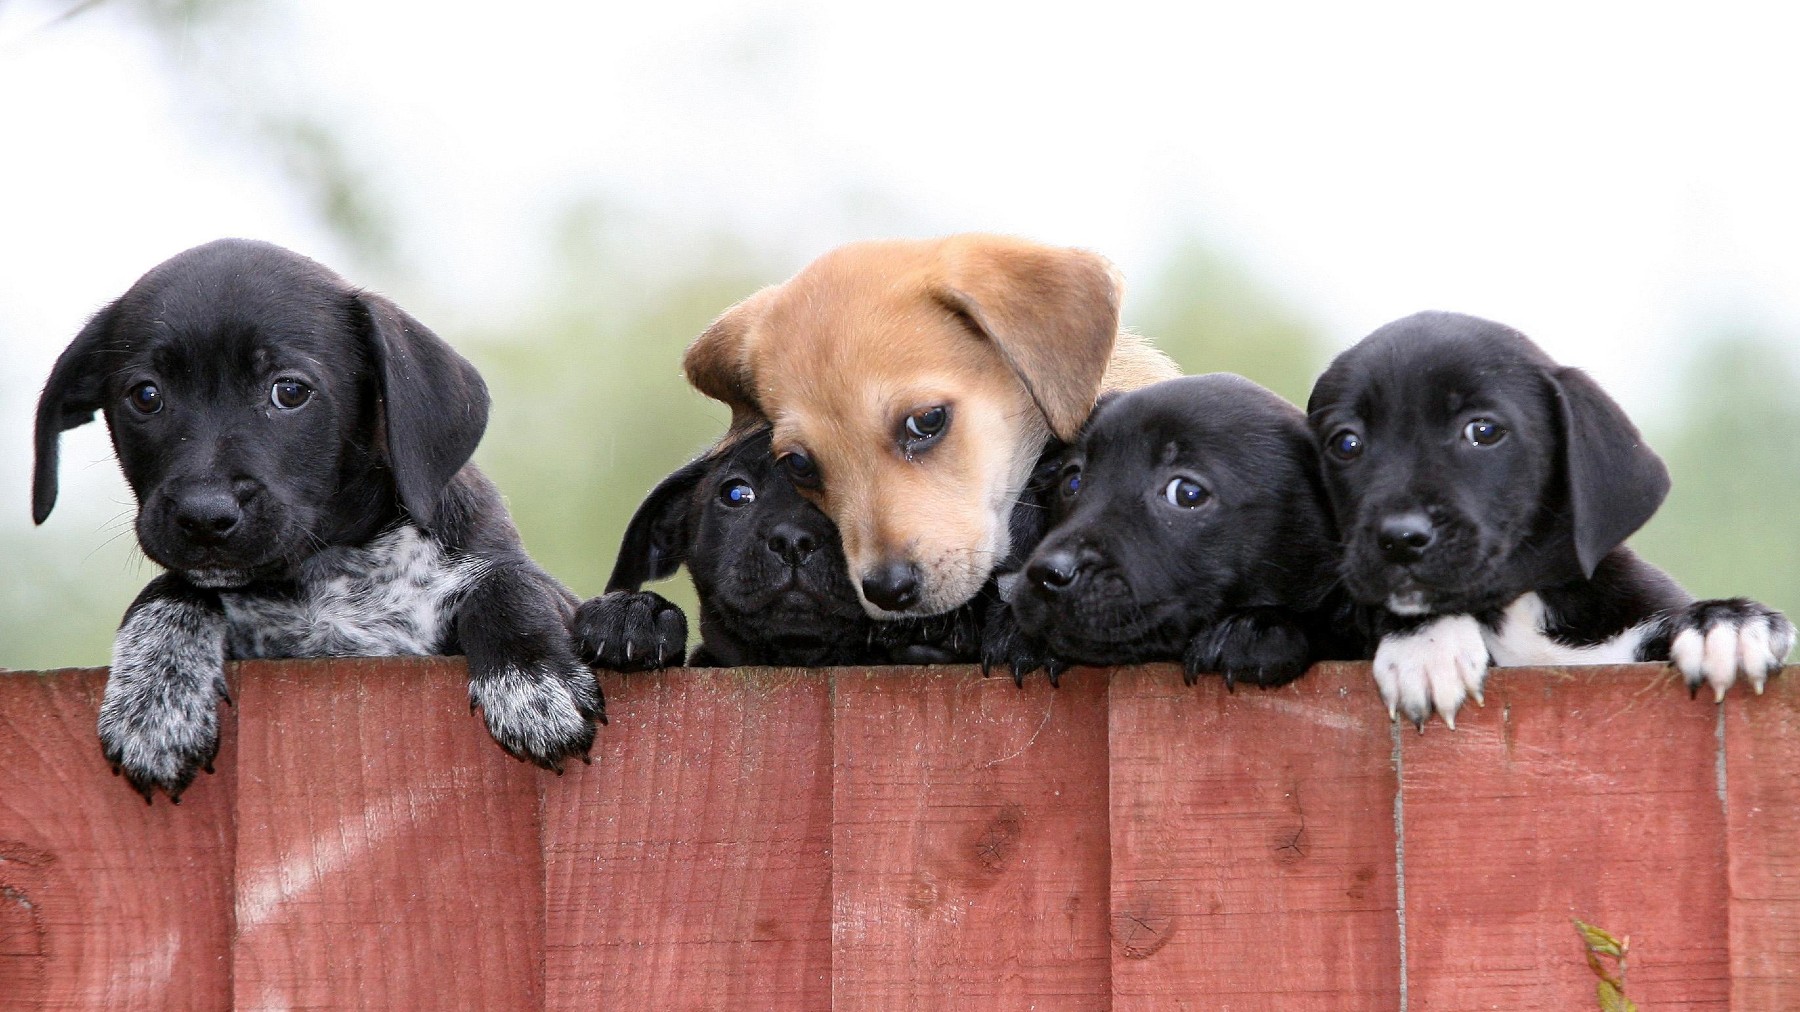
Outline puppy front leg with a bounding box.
[573,590,688,672]
[1182,607,1314,690]
[1647,599,1796,701]
[102,575,229,803]
[461,566,605,773]
[1372,613,1490,730]
[980,604,1064,687]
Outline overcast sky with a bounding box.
[4,0,1799,528]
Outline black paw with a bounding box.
[1182,609,1313,691]
[980,607,1057,687]
[573,591,688,672]
[469,653,605,774]
[1654,598,1795,702]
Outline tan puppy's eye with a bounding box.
[901,405,950,451]
[779,451,821,490]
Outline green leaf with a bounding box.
[1597,978,1638,1012]
[1574,919,1624,958]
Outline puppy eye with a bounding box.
[1327,429,1364,460]
[270,378,314,410]
[1062,470,1082,497]
[902,405,951,445]
[779,451,821,490]
[718,479,756,507]
[127,382,163,414]
[1163,477,1210,508]
[1463,418,1506,446]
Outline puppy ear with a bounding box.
[604,456,710,592]
[934,239,1123,441]
[355,292,490,532]
[684,287,775,427]
[33,299,121,524]
[1552,365,1670,577]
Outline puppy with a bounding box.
[33,239,603,800]
[682,234,1180,625]
[574,427,983,669]
[1307,310,1795,727]
[1012,375,1357,687]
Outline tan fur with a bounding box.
[683,234,1180,618]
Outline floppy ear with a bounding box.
[355,292,490,532]
[33,299,121,524]
[933,238,1123,441]
[604,456,711,592]
[1552,365,1670,577]
[684,287,776,427]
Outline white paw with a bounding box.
[1666,600,1795,702]
[1373,614,1491,730]
[103,597,230,802]
[469,660,602,772]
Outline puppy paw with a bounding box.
[102,597,230,803]
[470,657,604,773]
[573,591,688,672]
[980,607,1056,686]
[1661,598,1795,702]
[1183,609,1313,690]
[1373,614,1490,730]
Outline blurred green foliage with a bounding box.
[2,0,1794,671]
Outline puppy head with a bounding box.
[1013,375,1338,662]
[1307,310,1669,615]
[32,238,487,587]
[606,427,870,650]
[682,234,1123,618]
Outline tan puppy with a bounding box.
[683,234,1179,619]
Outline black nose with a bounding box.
[172,490,244,543]
[862,561,921,612]
[1377,513,1435,564]
[1027,549,1082,592]
[767,523,818,567]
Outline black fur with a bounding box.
[1308,310,1793,724]
[1010,375,1359,688]
[575,427,985,669]
[33,239,601,800]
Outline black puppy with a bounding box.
[574,427,981,669]
[1308,310,1794,727]
[33,239,603,800]
[1010,374,1355,687]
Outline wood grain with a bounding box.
[542,667,834,1011]
[229,657,545,1010]
[1401,664,1729,1010]
[1727,670,1800,1007]
[830,666,1112,1010]
[1108,662,1401,1009]
[0,666,236,1011]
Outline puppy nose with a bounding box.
[1027,550,1082,592]
[767,523,818,566]
[861,561,921,612]
[1377,513,1435,563]
[173,490,243,542]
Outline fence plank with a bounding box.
[0,667,236,1011]
[543,668,834,1010]
[831,666,1112,1009]
[1401,664,1729,1010]
[230,657,544,1011]
[1107,662,1401,1009]
[1728,672,1800,1006]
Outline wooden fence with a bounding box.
[1,658,1795,1009]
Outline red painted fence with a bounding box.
[1,658,1794,1009]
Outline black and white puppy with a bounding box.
[1010,374,1357,687]
[33,239,603,800]
[574,427,981,669]
[1308,310,1795,727]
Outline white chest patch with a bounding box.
[220,526,487,659]
[1480,592,1647,667]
